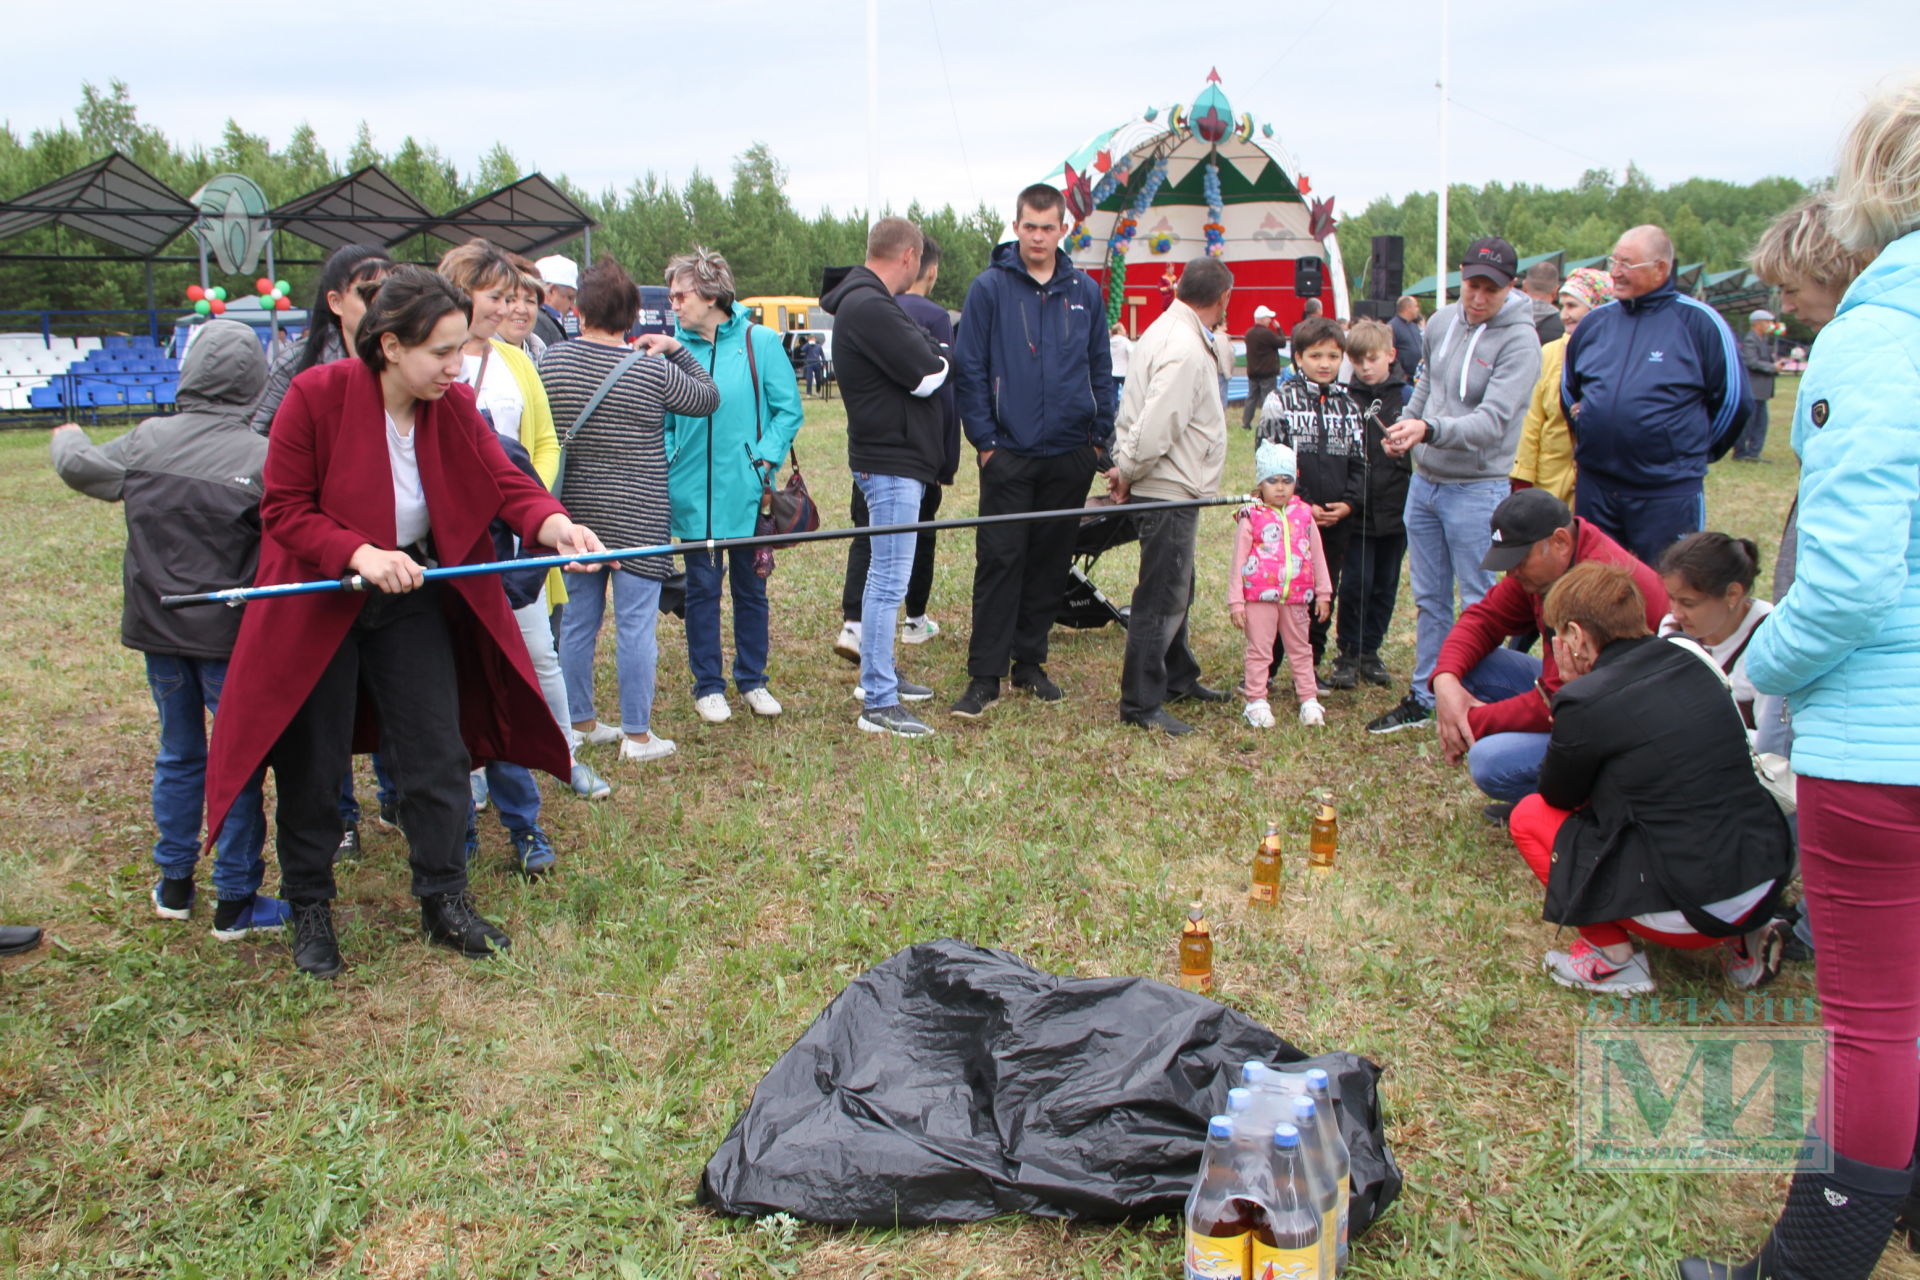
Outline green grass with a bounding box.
[2,380,1911,1279]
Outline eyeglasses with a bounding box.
[668,291,698,305]
[1606,257,1660,273]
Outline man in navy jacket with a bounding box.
[950,183,1117,718]
[1561,225,1751,566]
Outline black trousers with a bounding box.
[1335,528,1407,658]
[1120,501,1203,718]
[841,483,943,622]
[967,445,1096,679]
[270,584,471,904]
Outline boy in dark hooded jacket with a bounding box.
[1254,315,1366,676]
[1332,318,1412,688]
[49,319,290,939]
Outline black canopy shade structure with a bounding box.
[418,173,596,256]
[264,165,435,253]
[0,152,198,256]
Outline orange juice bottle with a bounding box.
[1249,823,1284,908]
[1308,793,1338,872]
[1178,902,1214,993]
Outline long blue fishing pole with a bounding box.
[159,494,1249,610]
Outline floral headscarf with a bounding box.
[1559,266,1615,311]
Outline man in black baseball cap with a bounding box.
[1481,487,1574,574]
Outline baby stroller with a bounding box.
[1056,495,1137,630]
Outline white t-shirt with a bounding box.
[461,346,525,445]
[1109,334,1132,380]
[386,412,430,549]
[1658,598,1772,711]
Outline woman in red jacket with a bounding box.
[204,266,604,979]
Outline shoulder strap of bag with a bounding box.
[741,321,800,472]
[563,347,646,449]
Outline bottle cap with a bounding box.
[1242,1061,1268,1085]
[1209,1116,1235,1140]
[1227,1087,1252,1114]
[1292,1094,1316,1121]
[1305,1068,1330,1093]
[1273,1123,1301,1149]
[1188,900,1205,922]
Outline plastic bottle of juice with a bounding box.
[1249,823,1283,907]
[1304,1069,1352,1273]
[1178,902,1214,993]
[1185,1115,1262,1279]
[1308,793,1338,872]
[1290,1094,1340,1279]
[1250,1124,1323,1280]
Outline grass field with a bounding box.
[2,380,1912,1279]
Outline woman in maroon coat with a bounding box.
[205,267,604,978]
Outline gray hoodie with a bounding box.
[1404,288,1542,484]
[51,320,269,658]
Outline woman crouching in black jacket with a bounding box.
[1507,561,1793,995]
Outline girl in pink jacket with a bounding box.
[1231,441,1333,727]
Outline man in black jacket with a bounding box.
[820,217,951,737]
[49,320,290,939]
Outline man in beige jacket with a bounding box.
[1108,256,1235,734]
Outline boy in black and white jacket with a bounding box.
[1255,315,1366,674]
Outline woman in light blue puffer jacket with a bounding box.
[1681,77,1920,1280]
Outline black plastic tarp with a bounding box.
[699,939,1402,1230]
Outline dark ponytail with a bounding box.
[300,243,393,374]
[1658,531,1760,595]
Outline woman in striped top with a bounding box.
[541,258,718,763]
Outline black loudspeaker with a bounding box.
[1295,256,1324,299]
[1368,235,1405,301]
[1352,299,1398,321]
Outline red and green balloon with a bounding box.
[256,277,293,311]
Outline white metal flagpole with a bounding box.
[867,0,879,226]
[1436,0,1451,304]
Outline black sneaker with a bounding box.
[334,823,362,864]
[857,703,936,737]
[951,677,1001,718]
[1315,677,1333,697]
[1366,692,1434,734]
[1327,655,1360,690]
[1358,653,1393,687]
[289,900,344,979]
[420,890,511,957]
[1122,708,1196,737]
[1010,664,1065,703]
[1482,801,1515,827]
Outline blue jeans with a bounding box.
[146,654,266,901]
[1459,648,1550,801]
[1405,474,1507,709]
[483,762,541,834]
[853,471,924,709]
[683,546,770,697]
[559,568,662,735]
[337,755,397,826]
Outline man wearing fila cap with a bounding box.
[1428,488,1666,816]
[1241,304,1284,429]
[1369,235,1543,735]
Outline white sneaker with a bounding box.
[900,615,941,644]
[833,621,861,665]
[694,693,732,723]
[1299,699,1326,727]
[568,720,623,749]
[1243,699,1276,729]
[619,733,677,763]
[743,687,783,717]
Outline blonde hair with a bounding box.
[1542,562,1649,651]
[1748,192,1875,290]
[1344,318,1393,361]
[1832,76,1920,253]
[435,238,518,296]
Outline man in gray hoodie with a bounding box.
[51,319,290,938]
[1367,237,1542,733]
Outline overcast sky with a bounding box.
[8,0,1915,237]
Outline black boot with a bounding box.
[420,890,511,957]
[1678,1139,1911,1279]
[289,900,343,979]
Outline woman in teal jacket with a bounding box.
[1682,78,1920,1280]
[664,248,804,723]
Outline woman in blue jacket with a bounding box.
[663,248,804,723]
[1682,77,1920,1280]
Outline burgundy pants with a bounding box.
[1799,775,1920,1168]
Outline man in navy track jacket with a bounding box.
[1561,224,1751,567]
[949,182,1116,717]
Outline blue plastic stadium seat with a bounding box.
[28,386,64,410]
[103,335,131,350]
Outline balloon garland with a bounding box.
[184,284,228,316]
[1202,157,1227,258]
[255,277,294,311]
[1106,156,1171,325]
[183,279,295,316]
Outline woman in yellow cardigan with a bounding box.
[439,241,611,880]
[1511,267,1614,503]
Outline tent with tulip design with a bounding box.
[1037,70,1348,338]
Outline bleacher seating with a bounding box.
[1,332,180,416]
